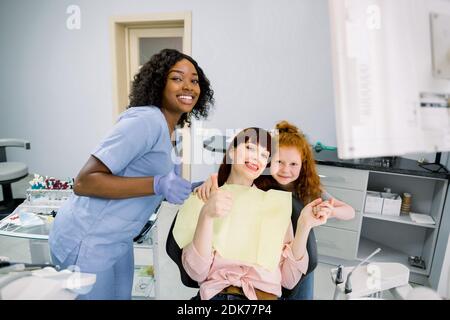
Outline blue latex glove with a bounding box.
[153,164,191,204]
[190,181,204,191]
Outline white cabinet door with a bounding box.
[315,225,359,260]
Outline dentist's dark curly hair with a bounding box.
[128,48,214,127]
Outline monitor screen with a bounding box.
[328,0,450,159]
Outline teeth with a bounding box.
[246,162,258,170]
[178,95,193,100]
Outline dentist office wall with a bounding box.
[0,0,335,182]
[0,0,449,183]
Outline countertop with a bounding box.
[313,150,449,180]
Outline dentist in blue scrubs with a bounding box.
[49,49,214,299]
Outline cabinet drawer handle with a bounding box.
[319,175,346,183]
[316,239,337,249]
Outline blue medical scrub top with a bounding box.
[49,106,173,272]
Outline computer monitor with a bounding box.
[328,0,450,159]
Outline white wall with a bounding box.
[0,0,336,181]
[2,0,447,182]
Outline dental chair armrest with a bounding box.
[0,139,31,150]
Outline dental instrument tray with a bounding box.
[26,188,73,206]
[0,204,59,239]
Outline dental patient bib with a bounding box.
[173,184,292,271]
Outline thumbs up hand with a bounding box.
[194,173,217,202]
[210,173,219,192]
[201,173,233,219]
[153,164,191,205]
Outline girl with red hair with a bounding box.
[267,121,355,300]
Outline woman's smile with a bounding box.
[244,161,259,172]
[177,94,195,105]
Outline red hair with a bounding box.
[272,121,322,203]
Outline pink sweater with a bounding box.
[182,224,309,300]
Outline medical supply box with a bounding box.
[364,191,383,214]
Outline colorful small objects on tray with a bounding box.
[29,174,74,190]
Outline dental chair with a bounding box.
[166,213,199,289]
[165,196,319,295]
[0,139,31,219]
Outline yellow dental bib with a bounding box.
[173,184,292,271]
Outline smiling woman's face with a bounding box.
[161,58,200,114]
[270,146,302,186]
[229,141,270,181]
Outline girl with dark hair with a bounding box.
[49,49,214,299]
[174,128,330,300]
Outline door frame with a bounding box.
[127,27,184,95]
[110,12,192,180]
[110,12,191,118]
